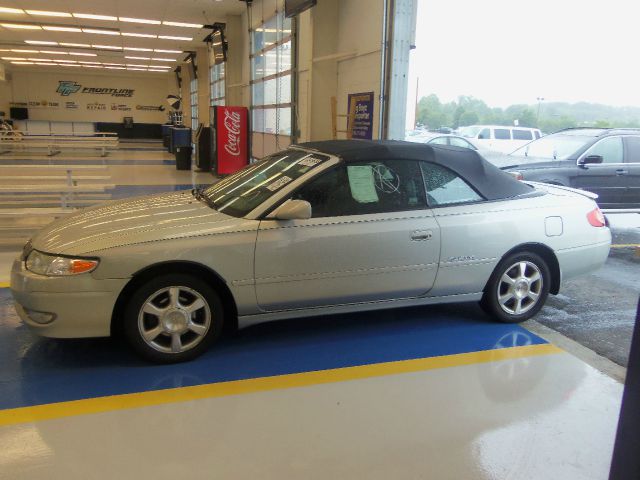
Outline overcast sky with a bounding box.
[408,0,640,109]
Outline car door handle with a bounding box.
[616,169,628,176]
[411,230,432,241]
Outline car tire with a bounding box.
[481,252,550,323]
[123,273,224,363]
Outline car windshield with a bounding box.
[457,126,483,138]
[201,149,330,217]
[510,134,590,160]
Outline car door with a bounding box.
[419,162,500,296]
[253,159,441,311]
[573,136,625,207]
[622,136,640,208]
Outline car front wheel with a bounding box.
[481,252,550,323]
[123,273,224,363]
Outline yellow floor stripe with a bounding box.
[0,282,9,288]
[610,244,640,248]
[0,343,562,427]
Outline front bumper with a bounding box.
[10,258,128,338]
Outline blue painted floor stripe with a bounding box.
[0,287,546,411]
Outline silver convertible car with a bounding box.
[11,140,611,362]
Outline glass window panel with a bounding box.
[252,74,291,106]
[209,62,225,107]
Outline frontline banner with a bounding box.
[215,106,249,175]
[347,92,374,140]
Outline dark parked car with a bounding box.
[504,128,640,209]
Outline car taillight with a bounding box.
[587,208,606,227]
[509,171,524,181]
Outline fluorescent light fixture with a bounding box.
[127,67,147,71]
[28,58,50,61]
[25,10,72,17]
[82,65,101,68]
[105,66,126,69]
[103,62,124,66]
[0,49,10,52]
[35,62,57,65]
[56,59,77,63]
[58,63,79,67]
[11,61,34,64]
[92,45,122,50]
[126,64,148,67]
[125,56,150,60]
[162,21,203,28]
[43,26,82,32]
[11,49,38,53]
[82,28,120,35]
[154,49,182,53]
[123,47,152,52]
[40,50,68,55]
[60,42,90,48]
[25,40,57,45]
[2,56,25,60]
[79,60,101,64]
[69,52,97,56]
[119,17,160,25]
[122,32,156,38]
[72,13,117,21]
[152,58,175,62]
[158,35,191,41]
[1,23,41,29]
[0,7,24,14]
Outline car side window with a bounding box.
[420,162,483,207]
[584,137,623,164]
[293,160,427,217]
[449,137,475,149]
[494,128,511,140]
[428,136,449,145]
[534,131,541,139]
[513,129,533,140]
[623,136,640,164]
[478,128,490,139]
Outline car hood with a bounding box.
[31,190,249,255]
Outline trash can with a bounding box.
[175,146,192,170]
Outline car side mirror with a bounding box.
[266,199,312,220]
[578,154,603,166]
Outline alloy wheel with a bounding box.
[137,286,212,354]
[496,261,543,316]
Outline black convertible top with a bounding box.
[294,140,532,201]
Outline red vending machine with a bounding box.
[211,106,250,175]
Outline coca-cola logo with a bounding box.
[223,109,242,157]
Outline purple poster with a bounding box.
[347,92,374,140]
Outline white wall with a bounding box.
[4,68,176,123]
[0,72,11,118]
[288,0,384,143]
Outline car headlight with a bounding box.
[26,250,99,276]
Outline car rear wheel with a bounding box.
[123,273,223,363]
[481,252,550,323]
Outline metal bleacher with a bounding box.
[0,164,115,247]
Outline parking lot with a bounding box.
[535,213,639,368]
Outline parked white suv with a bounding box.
[458,125,542,154]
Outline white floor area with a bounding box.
[0,352,622,480]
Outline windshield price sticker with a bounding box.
[298,156,324,167]
[266,176,293,192]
